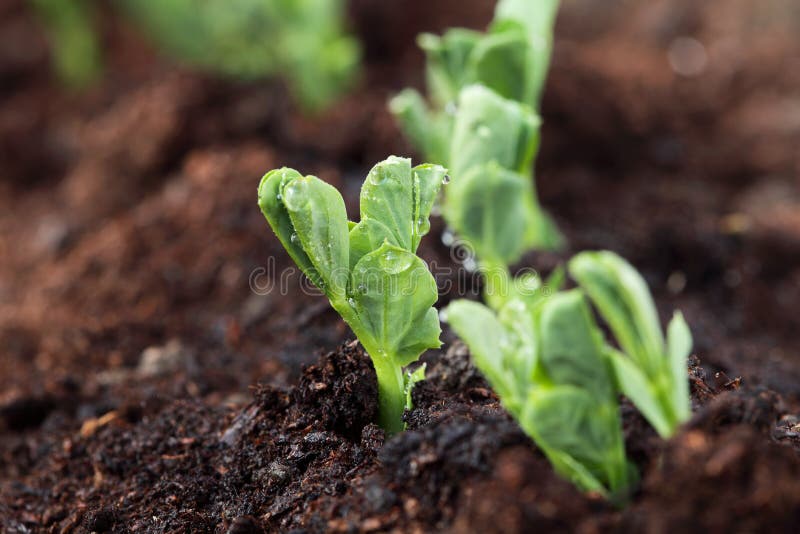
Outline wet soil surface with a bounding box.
[1,0,800,531]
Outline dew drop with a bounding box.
[368,168,388,186]
[347,297,357,308]
[276,193,282,200]
[290,232,299,243]
[357,284,367,294]
[416,216,431,235]
[438,308,449,323]
[441,174,451,185]
[283,180,309,210]
[380,250,414,274]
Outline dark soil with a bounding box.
[2,0,800,531]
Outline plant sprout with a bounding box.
[390,0,563,306]
[258,156,447,434]
[445,289,635,502]
[121,0,359,111]
[30,0,103,89]
[569,251,692,438]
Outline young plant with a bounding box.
[445,290,635,501]
[390,0,563,302]
[258,156,447,434]
[120,0,359,111]
[30,0,103,89]
[443,85,563,277]
[569,251,692,438]
[390,0,561,160]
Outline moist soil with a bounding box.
[2,0,800,532]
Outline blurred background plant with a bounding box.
[30,0,360,111]
[29,0,103,89]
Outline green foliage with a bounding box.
[120,0,359,111]
[390,0,563,297]
[491,0,560,107]
[569,251,692,438]
[258,156,447,433]
[31,0,103,89]
[445,290,635,501]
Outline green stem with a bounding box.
[481,259,513,311]
[372,354,407,435]
[334,301,406,435]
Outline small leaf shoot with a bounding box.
[569,251,693,438]
[445,290,635,502]
[258,156,447,434]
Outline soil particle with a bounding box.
[293,340,378,440]
[451,446,610,533]
[0,395,55,431]
[624,425,800,533]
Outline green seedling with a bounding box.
[443,85,563,267]
[30,0,103,89]
[445,289,635,502]
[391,0,560,157]
[258,156,447,434]
[120,0,359,111]
[391,0,563,296]
[569,251,692,438]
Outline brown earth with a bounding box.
[1,0,799,531]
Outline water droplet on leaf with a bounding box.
[380,249,414,274]
[416,217,431,235]
[290,232,299,243]
[283,180,309,210]
[441,174,451,185]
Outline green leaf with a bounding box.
[491,0,561,106]
[411,164,448,251]
[32,0,103,89]
[120,0,358,112]
[444,299,518,404]
[466,30,529,103]
[449,84,540,178]
[404,363,427,411]
[419,28,481,107]
[607,348,672,438]
[537,445,608,496]
[569,251,665,376]
[361,157,414,251]
[521,386,621,494]
[395,307,442,364]
[258,168,321,288]
[527,205,565,251]
[666,312,692,421]
[389,89,448,164]
[536,290,613,400]
[443,162,529,265]
[349,243,440,366]
[348,218,398,271]
[281,174,350,300]
[359,157,447,255]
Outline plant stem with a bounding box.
[372,354,406,435]
[334,301,407,435]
